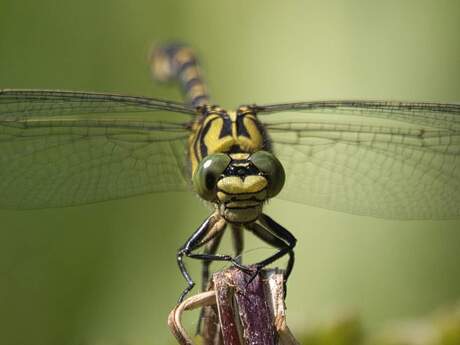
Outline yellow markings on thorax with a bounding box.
[202,114,235,153]
[239,113,264,151]
[188,107,266,176]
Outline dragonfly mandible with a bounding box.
[1,43,459,302]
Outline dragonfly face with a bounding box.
[193,150,285,223]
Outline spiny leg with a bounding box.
[177,214,248,303]
[177,214,225,302]
[246,213,297,282]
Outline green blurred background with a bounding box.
[1,1,459,344]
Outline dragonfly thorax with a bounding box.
[188,105,269,175]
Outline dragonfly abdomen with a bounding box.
[151,43,209,108]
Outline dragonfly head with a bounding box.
[192,151,285,223]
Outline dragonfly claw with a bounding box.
[232,260,253,274]
[245,264,263,287]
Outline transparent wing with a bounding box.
[0,89,195,209]
[256,100,460,219]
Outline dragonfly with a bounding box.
[1,43,459,302]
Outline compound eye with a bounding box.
[193,153,231,201]
[249,151,285,198]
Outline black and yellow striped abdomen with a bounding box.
[151,43,209,108]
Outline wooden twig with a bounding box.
[168,266,299,345]
[213,267,276,344]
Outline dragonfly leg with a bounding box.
[177,214,232,302]
[246,214,297,283]
[231,224,244,265]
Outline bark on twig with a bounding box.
[213,267,276,344]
